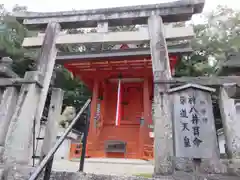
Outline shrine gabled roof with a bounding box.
[13,0,205,30]
[168,83,216,93]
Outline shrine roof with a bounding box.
[168,83,216,93]
[56,43,192,63]
[13,0,205,30]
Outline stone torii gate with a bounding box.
[2,0,240,179]
[13,0,205,176]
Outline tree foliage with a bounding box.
[175,5,240,77]
[0,4,91,109]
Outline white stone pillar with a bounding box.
[219,85,240,159]
[219,84,240,172]
[3,71,42,164]
[148,15,173,176]
[0,87,18,159]
[41,88,64,160]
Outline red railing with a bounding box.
[143,144,154,160]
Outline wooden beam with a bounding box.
[68,59,153,67]
[108,78,144,83]
[22,26,194,47]
[56,43,192,63]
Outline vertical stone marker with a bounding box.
[40,88,64,160]
[219,84,240,171]
[148,15,173,176]
[0,57,19,159]
[169,84,219,162]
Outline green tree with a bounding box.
[54,65,91,109]
[0,6,27,58]
[175,6,240,77]
[0,4,91,109]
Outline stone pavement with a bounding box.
[52,158,154,176]
[51,158,240,179]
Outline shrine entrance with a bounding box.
[69,78,150,159]
[100,80,143,158]
[104,81,143,126]
[65,49,180,159]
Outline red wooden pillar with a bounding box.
[102,82,107,124]
[89,80,99,139]
[139,77,151,158]
[143,78,151,129]
[87,80,99,157]
[96,81,106,136]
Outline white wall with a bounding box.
[54,139,71,160]
[218,133,226,154]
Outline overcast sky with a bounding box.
[1,0,239,23]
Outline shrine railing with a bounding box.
[143,144,154,160]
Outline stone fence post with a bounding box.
[219,84,240,174]
[3,22,60,165]
[41,88,64,160]
[0,57,19,161]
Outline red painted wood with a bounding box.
[69,80,154,159]
[88,80,99,143]
[66,53,181,160]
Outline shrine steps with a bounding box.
[87,125,153,159]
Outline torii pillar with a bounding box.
[148,15,173,176]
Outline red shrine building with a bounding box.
[61,43,183,160]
